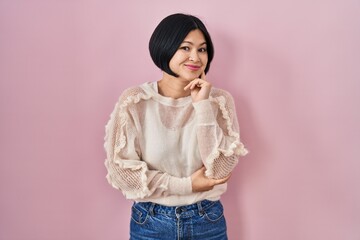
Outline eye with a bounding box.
[179,46,190,51]
[198,48,207,53]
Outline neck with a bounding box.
[157,72,191,99]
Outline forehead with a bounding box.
[182,29,206,43]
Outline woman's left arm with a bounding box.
[192,91,248,179]
[185,76,248,179]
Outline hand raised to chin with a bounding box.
[184,72,212,102]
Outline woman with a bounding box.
[104,13,248,240]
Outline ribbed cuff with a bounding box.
[192,99,216,125]
[168,176,192,195]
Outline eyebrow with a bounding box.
[182,41,207,46]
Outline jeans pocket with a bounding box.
[131,203,151,225]
[204,201,225,222]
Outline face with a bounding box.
[169,29,208,81]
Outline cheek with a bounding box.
[201,56,208,68]
[169,53,184,66]
[168,58,177,70]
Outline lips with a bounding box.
[185,64,201,71]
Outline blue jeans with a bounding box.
[130,199,227,240]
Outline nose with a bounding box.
[189,50,200,62]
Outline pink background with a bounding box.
[1,0,360,239]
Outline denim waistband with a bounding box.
[134,199,219,218]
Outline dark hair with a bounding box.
[149,13,214,77]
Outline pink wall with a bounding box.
[1,0,359,239]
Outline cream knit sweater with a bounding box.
[104,82,248,206]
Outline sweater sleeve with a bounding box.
[104,89,192,200]
[192,90,248,179]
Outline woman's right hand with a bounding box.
[191,166,231,192]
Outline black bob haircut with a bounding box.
[149,13,214,77]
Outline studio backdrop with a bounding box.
[0,0,359,239]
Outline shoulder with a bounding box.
[210,87,235,104]
[209,87,238,121]
[116,83,152,108]
[118,85,144,102]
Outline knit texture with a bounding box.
[104,82,248,206]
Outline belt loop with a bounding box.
[197,201,204,216]
[149,203,155,216]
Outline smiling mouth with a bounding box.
[185,64,201,71]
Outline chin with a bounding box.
[178,72,201,81]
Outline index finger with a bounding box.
[214,173,231,185]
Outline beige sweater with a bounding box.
[104,82,248,206]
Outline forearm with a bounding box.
[193,98,247,179]
[105,158,192,199]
